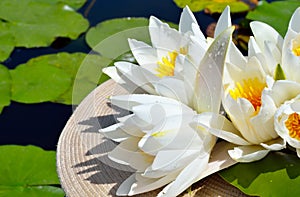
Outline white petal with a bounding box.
[114,61,158,94]
[191,23,206,43]
[297,149,300,158]
[250,92,278,142]
[154,77,189,105]
[179,6,198,34]
[102,66,139,93]
[193,26,234,113]
[110,94,180,110]
[250,21,283,51]
[228,145,270,162]
[124,171,180,195]
[289,7,300,33]
[128,39,157,68]
[270,80,300,106]
[260,138,286,151]
[117,174,136,196]
[108,137,140,165]
[214,6,231,37]
[99,123,130,142]
[158,153,210,197]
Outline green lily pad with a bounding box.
[0,64,11,113]
[220,152,300,197]
[44,0,87,10]
[10,62,72,103]
[0,0,89,62]
[13,52,112,105]
[246,1,300,37]
[173,0,251,13]
[0,23,14,62]
[0,145,64,197]
[86,17,150,59]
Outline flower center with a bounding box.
[156,48,187,78]
[293,47,300,56]
[285,112,300,141]
[229,77,266,112]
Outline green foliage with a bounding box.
[86,17,150,60]
[220,152,300,197]
[0,145,65,197]
[0,65,11,113]
[246,0,300,37]
[10,63,72,104]
[0,0,89,62]
[173,0,250,13]
[7,52,111,105]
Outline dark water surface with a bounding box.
[0,0,219,150]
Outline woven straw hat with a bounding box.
[56,79,250,197]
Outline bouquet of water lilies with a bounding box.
[98,5,300,196]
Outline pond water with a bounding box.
[0,0,229,150]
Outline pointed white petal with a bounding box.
[270,80,300,106]
[214,6,231,37]
[116,174,136,196]
[250,21,283,51]
[179,6,198,33]
[158,154,210,197]
[191,23,206,43]
[289,7,300,32]
[99,123,130,142]
[193,26,234,113]
[228,145,270,162]
[127,171,180,195]
[110,94,180,110]
[128,39,157,68]
[102,66,139,93]
[154,77,189,105]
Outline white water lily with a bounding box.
[274,94,300,158]
[100,94,236,196]
[211,37,288,162]
[250,7,300,82]
[103,6,232,107]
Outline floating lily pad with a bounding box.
[0,145,64,197]
[11,52,112,105]
[220,152,300,197]
[10,63,72,103]
[0,23,14,62]
[173,0,251,13]
[246,1,300,37]
[86,17,150,59]
[0,0,89,62]
[44,0,87,10]
[0,64,11,113]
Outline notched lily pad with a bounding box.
[220,152,300,197]
[173,0,253,13]
[0,64,11,113]
[0,145,64,197]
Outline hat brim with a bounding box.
[56,79,248,197]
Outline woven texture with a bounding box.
[56,79,250,197]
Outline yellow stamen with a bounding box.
[285,113,300,141]
[229,77,266,112]
[293,47,300,56]
[156,51,178,78]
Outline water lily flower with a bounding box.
[250,7,300,82]
[98,8,236,195]
[100,94,235,196]
[274,94,300,158]
[209,38,288,162]
[103,6,232,104]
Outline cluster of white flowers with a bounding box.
[100,6,300,196]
